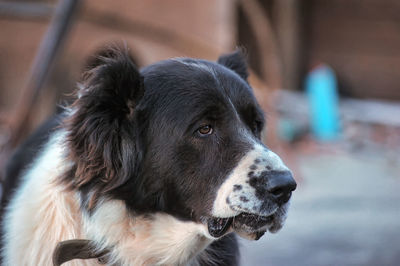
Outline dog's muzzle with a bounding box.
[209,143,296,239]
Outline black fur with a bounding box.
[199,234,240,265]
[217,49,249,81]
[60,47,144,209]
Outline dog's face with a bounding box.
[63,47,296,241]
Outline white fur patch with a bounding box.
[212,143,289,217]
[84,201,214,265]
[172,58,219,81]
[1,131,97,266]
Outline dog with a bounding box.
[1,46,296,265]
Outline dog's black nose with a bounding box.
[266,171,297,204]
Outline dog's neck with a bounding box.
[83,200,214,265]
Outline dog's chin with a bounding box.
[206,209,287,241]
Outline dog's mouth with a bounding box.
[207,212,276,239]
[207,216,233,238]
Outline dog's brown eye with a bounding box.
[253,120,263,133]
[197,125,213,136]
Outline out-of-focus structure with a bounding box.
[2,0,400,156]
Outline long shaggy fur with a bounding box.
[62,47,143,209]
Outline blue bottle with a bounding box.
[305,64,340,141]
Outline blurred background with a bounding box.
[0,0,399,265]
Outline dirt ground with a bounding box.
[239,145,400,266]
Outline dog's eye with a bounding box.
[253,120,262,132]
[197,125,213,136]
[252,120,263,137]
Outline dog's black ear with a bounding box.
[62,45,143,205]
[217,49,248,81]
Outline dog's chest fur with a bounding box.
[2,132,212,266]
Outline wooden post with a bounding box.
[274,0,301,91]
[10,0,81,147]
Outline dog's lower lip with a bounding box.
[232,212,274,232]
[207,212,273,238]
[207,217,233,238]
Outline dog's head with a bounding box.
[63,46,296,241]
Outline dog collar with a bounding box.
[52,239,110,266]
